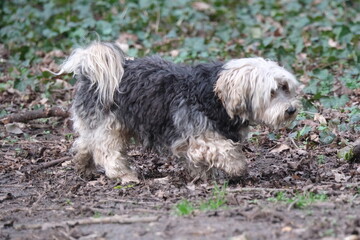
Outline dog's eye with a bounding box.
[271,89,276,98]
[281,83,289,92]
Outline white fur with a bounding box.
[57,42,125,106]
[215,58,299,128]
[72,111,139,183]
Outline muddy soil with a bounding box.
[1,111,359,240]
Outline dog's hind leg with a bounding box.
[71,116,97,179]
[73,137,96,179]
[91,117,139,183]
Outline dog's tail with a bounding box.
[57,42,125,106]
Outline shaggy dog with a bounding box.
[58,42,299,183]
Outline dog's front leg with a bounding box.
[185,132,248,177]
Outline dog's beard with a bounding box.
[259,99,300,129]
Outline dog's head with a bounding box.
[214,58,300,129]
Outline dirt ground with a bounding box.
[1,91,360,240]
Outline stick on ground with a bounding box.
[0,106,69,124]
[14,215,159,230]
[32,156,72,171]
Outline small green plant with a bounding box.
[65,199,73,205]
[295,125,312,140]
[248,131,260,144]
[268,191,289,203]
[113,184,135,190]
[43,130,51,135]
[268,191,328,209]
[3,136,19,144]
[320,228,335,238]
[317,155,326,164]
[337,147,354,161]
[174,199,195,216]
[93,212,102,218]
[174,182,228,216]
[293,192,328,209]
[199,183,228,211]
[317,125,336,144]
[65,133,74,141]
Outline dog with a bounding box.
[57,41,299,183]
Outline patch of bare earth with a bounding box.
[1,91,360,240]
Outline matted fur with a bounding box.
[59,42,300,183]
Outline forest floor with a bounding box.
[1,89,360,240]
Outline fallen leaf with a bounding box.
[296,149,308,155]
[118,43,129,52]
[170,50,180,57]
[310,134,319,142]
[192,2,212,11]
[314,113,327,125]
[61,160,72,167]
[153,176,170,184]
[281,226,293,232]
[328,38,338,48]
[332,170,350,183]
[5,123,24,134]
[117,33,138,43]
[155,189,165,198]
[89,180,100,187]
[344,235,360,240]
[186,183,196,191]
[298,53,308,61]
[270,144,290,153]
[229,233,249,240]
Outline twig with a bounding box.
[131,208,161,214]
[100,198,162,207]
[287,199,299,211]
[227,187,296,193]
[28,189,48,215]
[14,215,159,230]
[1,106,69,124]
[289,137,300,149]
[32,156,72,171]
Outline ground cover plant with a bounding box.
[1,0,359,239]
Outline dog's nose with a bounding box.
[286,106,297,115]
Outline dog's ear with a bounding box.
[214,64,256,119]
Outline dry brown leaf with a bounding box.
[328,38,338,48]
[153,176,170,184]
[186,183,196,191]
[155,189,165,198]
[344,235,360,240]
[281,226,293,232]
[229,233,249,240]
[270,144,290,153]
[314,113,327,125]
[117,33,138,43]
[170,49,180,57]
[332,170,350,183]
[118,43,129,52]
[192,2,212,11]
[310,134,319,142]
[5,123,25,135]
